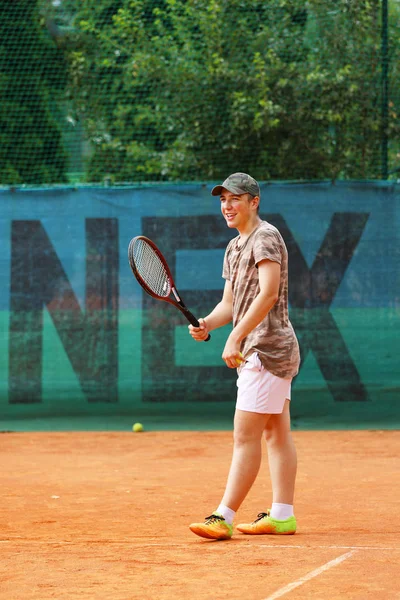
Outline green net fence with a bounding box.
[0,0,399,185]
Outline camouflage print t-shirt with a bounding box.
[222,221,300,379]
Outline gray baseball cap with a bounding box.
[211,172,260,197]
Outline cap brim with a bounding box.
[211,184,248,196]
[211,185,223,196]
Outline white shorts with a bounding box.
[236,353,292,414]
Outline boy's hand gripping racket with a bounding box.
[128,236,210,341]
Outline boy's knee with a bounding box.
[264,425,274,442]
[233,427,260,446]
[264,419,291,446]
[264,426,280,446]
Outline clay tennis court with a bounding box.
[1,429,399,599]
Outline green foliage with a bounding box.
[65,0,397,183]
[0,1,68,184]
[1,1,399,184]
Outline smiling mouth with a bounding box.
[225,213,236,219]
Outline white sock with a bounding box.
[216,503,236,525]
[270,503,294,520]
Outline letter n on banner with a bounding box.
[9,219,119,404]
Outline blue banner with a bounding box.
[0,181,399,422]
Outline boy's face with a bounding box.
[220,189,259,230]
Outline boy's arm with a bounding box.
[222,259,280,368]
[188,280,233,341]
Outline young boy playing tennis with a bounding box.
[188,172,300,540]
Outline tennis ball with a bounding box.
[132,422,144,432]
[235,353,244,365]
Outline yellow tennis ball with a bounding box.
[235,353,244,365]
[132,422,143,432]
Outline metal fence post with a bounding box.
[381,0,389,179]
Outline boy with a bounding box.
[188,172,300,540]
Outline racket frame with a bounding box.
[128,235,210,340]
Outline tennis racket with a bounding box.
[128,236,210,341]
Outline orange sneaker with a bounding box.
[189,513,233,540]
[236,511,296,535]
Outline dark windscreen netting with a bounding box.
[0,0,399,185]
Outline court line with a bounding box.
[262,550,356,600]
[259,544,398,551]
[0,540,398,551]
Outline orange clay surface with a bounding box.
[1,430,399,600]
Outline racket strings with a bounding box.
[131,239,171,297]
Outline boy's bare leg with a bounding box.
[264,400,297,505]
[221,409,271,512]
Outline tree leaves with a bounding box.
[4,0,399,184]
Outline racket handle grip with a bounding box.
[186,312,211,342]
[193,321,211,342]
